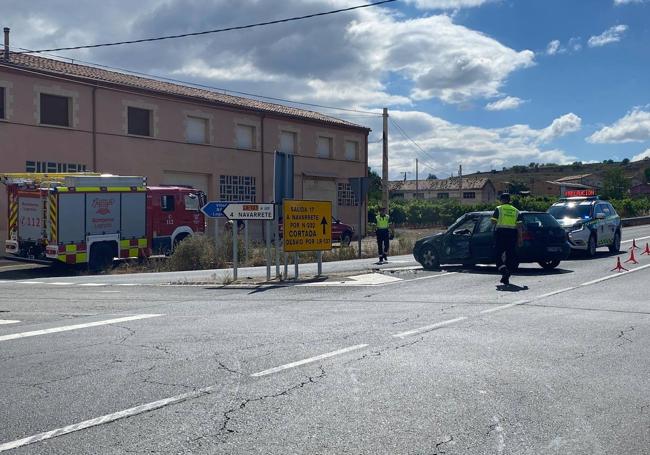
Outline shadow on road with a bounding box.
[442,265,574,277]
[496,284,529,292]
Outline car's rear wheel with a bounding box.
[420,245,440,270]
[538,259,560,270]
[586,234,597,258]
[609,231,621,254]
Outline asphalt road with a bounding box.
[0,225,649,454]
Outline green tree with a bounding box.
[601,168,631,199]
[645,167,650,183]
[426,173,437,180]
[507,180,530,194]
[367,167,382,203]
[621,158,630,165]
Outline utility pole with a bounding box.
[415,159,419,196]
[458,164,463,201]
[382,108,389,210]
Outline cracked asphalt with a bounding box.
[0,225,649,454]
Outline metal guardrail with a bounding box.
[621,216,650,227]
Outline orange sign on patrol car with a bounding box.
[283,199,332,252]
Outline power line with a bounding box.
[16,0,397,54]
[13,46,383,117]
[389,118,439,173]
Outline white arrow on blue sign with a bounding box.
[224,203,275,220]
[200,201,230,218]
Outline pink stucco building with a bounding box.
[0,51,370,243]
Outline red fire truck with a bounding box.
[2,173,206,270]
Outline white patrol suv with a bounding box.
[547,196,621,257]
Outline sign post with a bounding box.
[209,202,275,282]
[201,201,230,256]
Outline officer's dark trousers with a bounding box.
[376,228,389,259]
[495,228,518,275]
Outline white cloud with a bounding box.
[587,108,650,143]
[404,0,490,9]
[588,25,629,47]
[632,149,650,161]
[368,111,580,177]
[546,40,561,55]
[485,96,525,111]
[614,0,647,5]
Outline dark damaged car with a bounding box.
[413,211,571,271]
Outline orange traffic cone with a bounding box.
[611,257,629,272]
[629,238,640,250]
[642,243,650,256]
[624,248,639,264]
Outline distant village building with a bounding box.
[389,177,496,205]
[546,174,602,196]
[630,183,650,197]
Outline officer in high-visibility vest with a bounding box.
[491,193,520,285]
[376,207,390,263]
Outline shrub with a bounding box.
[165,234,225,271]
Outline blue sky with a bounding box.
[3,0,650,178]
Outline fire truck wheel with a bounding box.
[172,234,190,251]
[89,243,114,273]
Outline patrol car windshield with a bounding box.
[548,203,592,220]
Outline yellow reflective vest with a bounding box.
[377,214,390,229]
[492,204,519,229]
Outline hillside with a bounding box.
[469,159,650,195]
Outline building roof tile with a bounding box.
[1,53,369,131]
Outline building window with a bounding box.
[236,124,255,150]
[219,175,256,202]
[26,160,87,173]
[128,106,152,136]
[345,140,359,161]
[414,193,425,199]
[0,87,5,119]
[186,116,208,144]
[437,192,449,199]
[317,136,333,158]
[337,183,358,206]
[463,192,476,199]
[393,193,405,200]
[161,195,175,212]
[280,131,297,154]
[40,93,70,127]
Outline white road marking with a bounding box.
[400,272,458,283]
[580,263,650,287]
[15,281,45,284]
[251,344,369,377]
[621,235,650,244]
[78,283,107,287]
[0,314,163,342]
[0,320,20,325]
[393,317,468,339]
[299,273,402,287]
[0,385,219,452]
[49,282,74,286]
[480,303,524,314]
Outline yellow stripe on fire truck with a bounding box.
[8,193,18,237]
[48,193,57,243]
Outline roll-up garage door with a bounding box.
[303,178,337,217]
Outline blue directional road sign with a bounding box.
[200,201,229,218]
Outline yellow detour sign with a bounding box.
[283,199,332,252]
